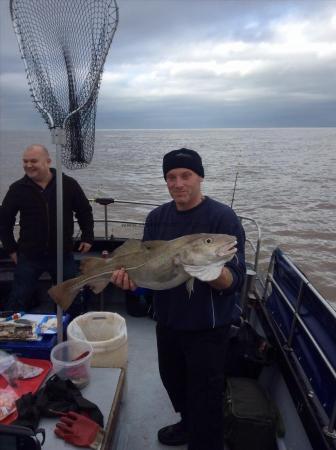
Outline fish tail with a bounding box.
[48,277,83,311]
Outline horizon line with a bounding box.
[1,125,336,132]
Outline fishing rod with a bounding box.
[230,146,242,209]
[230,169,239,208]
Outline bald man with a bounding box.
[0,144,94,315]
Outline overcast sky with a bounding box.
[0,0,335,129]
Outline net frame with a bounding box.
[10,0,119,169]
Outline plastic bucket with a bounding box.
[50,339,93,389]
[67,312,128,368]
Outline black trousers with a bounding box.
[5,252,83,318]
[156,323,230,450]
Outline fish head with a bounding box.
[178,233,237,266]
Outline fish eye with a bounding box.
[204,237,213,244]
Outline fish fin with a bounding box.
[186,278,195,297]
[183,261,224,281]
[48,277,82,311]
[111,239,143,256]
[142,240,168,250]
[80,257,107,274]
[88,276,111,294]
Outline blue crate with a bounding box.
[0,334,57,360]
[0,315,71,360]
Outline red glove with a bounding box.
[54,411,104,448]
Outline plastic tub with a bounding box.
[67,312,128,368]
[50,340,93,389]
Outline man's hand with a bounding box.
[208,267,233,290]
[78,242,92,253]
[9,252,17,264]
[111,268,137,291]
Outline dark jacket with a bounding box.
[0,168,94,257]
[143,197,246,331]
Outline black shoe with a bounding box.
[158,420,188,446]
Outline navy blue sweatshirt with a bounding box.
[143,196,246,330]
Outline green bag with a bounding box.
[223,377,284,450]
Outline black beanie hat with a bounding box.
[162,148,205,180]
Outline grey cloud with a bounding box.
[96,94,336,128]
[0,0,335,129]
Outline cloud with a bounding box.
[0,0,335,129]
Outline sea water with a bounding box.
[0,127,335,305]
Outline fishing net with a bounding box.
[10,0,119,169]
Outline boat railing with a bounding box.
[89,198,159,241]
[79,198,262,311]
[85,197,262,271]
[2,197,261,275]
[2,197,262,307]
[263,248,336,440]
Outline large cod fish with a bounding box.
[48,233,237,311]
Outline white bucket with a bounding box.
[67,312,128,368]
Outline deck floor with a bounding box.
[23,288,185,449]
[110,293,236,450]
[28,288,231,450]
[110,299,188,450]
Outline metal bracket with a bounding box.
[51,127,66,146]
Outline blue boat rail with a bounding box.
[263,247,336,444]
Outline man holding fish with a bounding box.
[112,148,246,450]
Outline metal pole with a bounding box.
[52,127,66,343]
[100,250,109,310]
[104,205,108,240]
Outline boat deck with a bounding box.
[111,299,190,450]
[0,283,314,450]
[110,294,315,450]
[1,235,335,449]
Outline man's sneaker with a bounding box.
[157,420,188,446]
